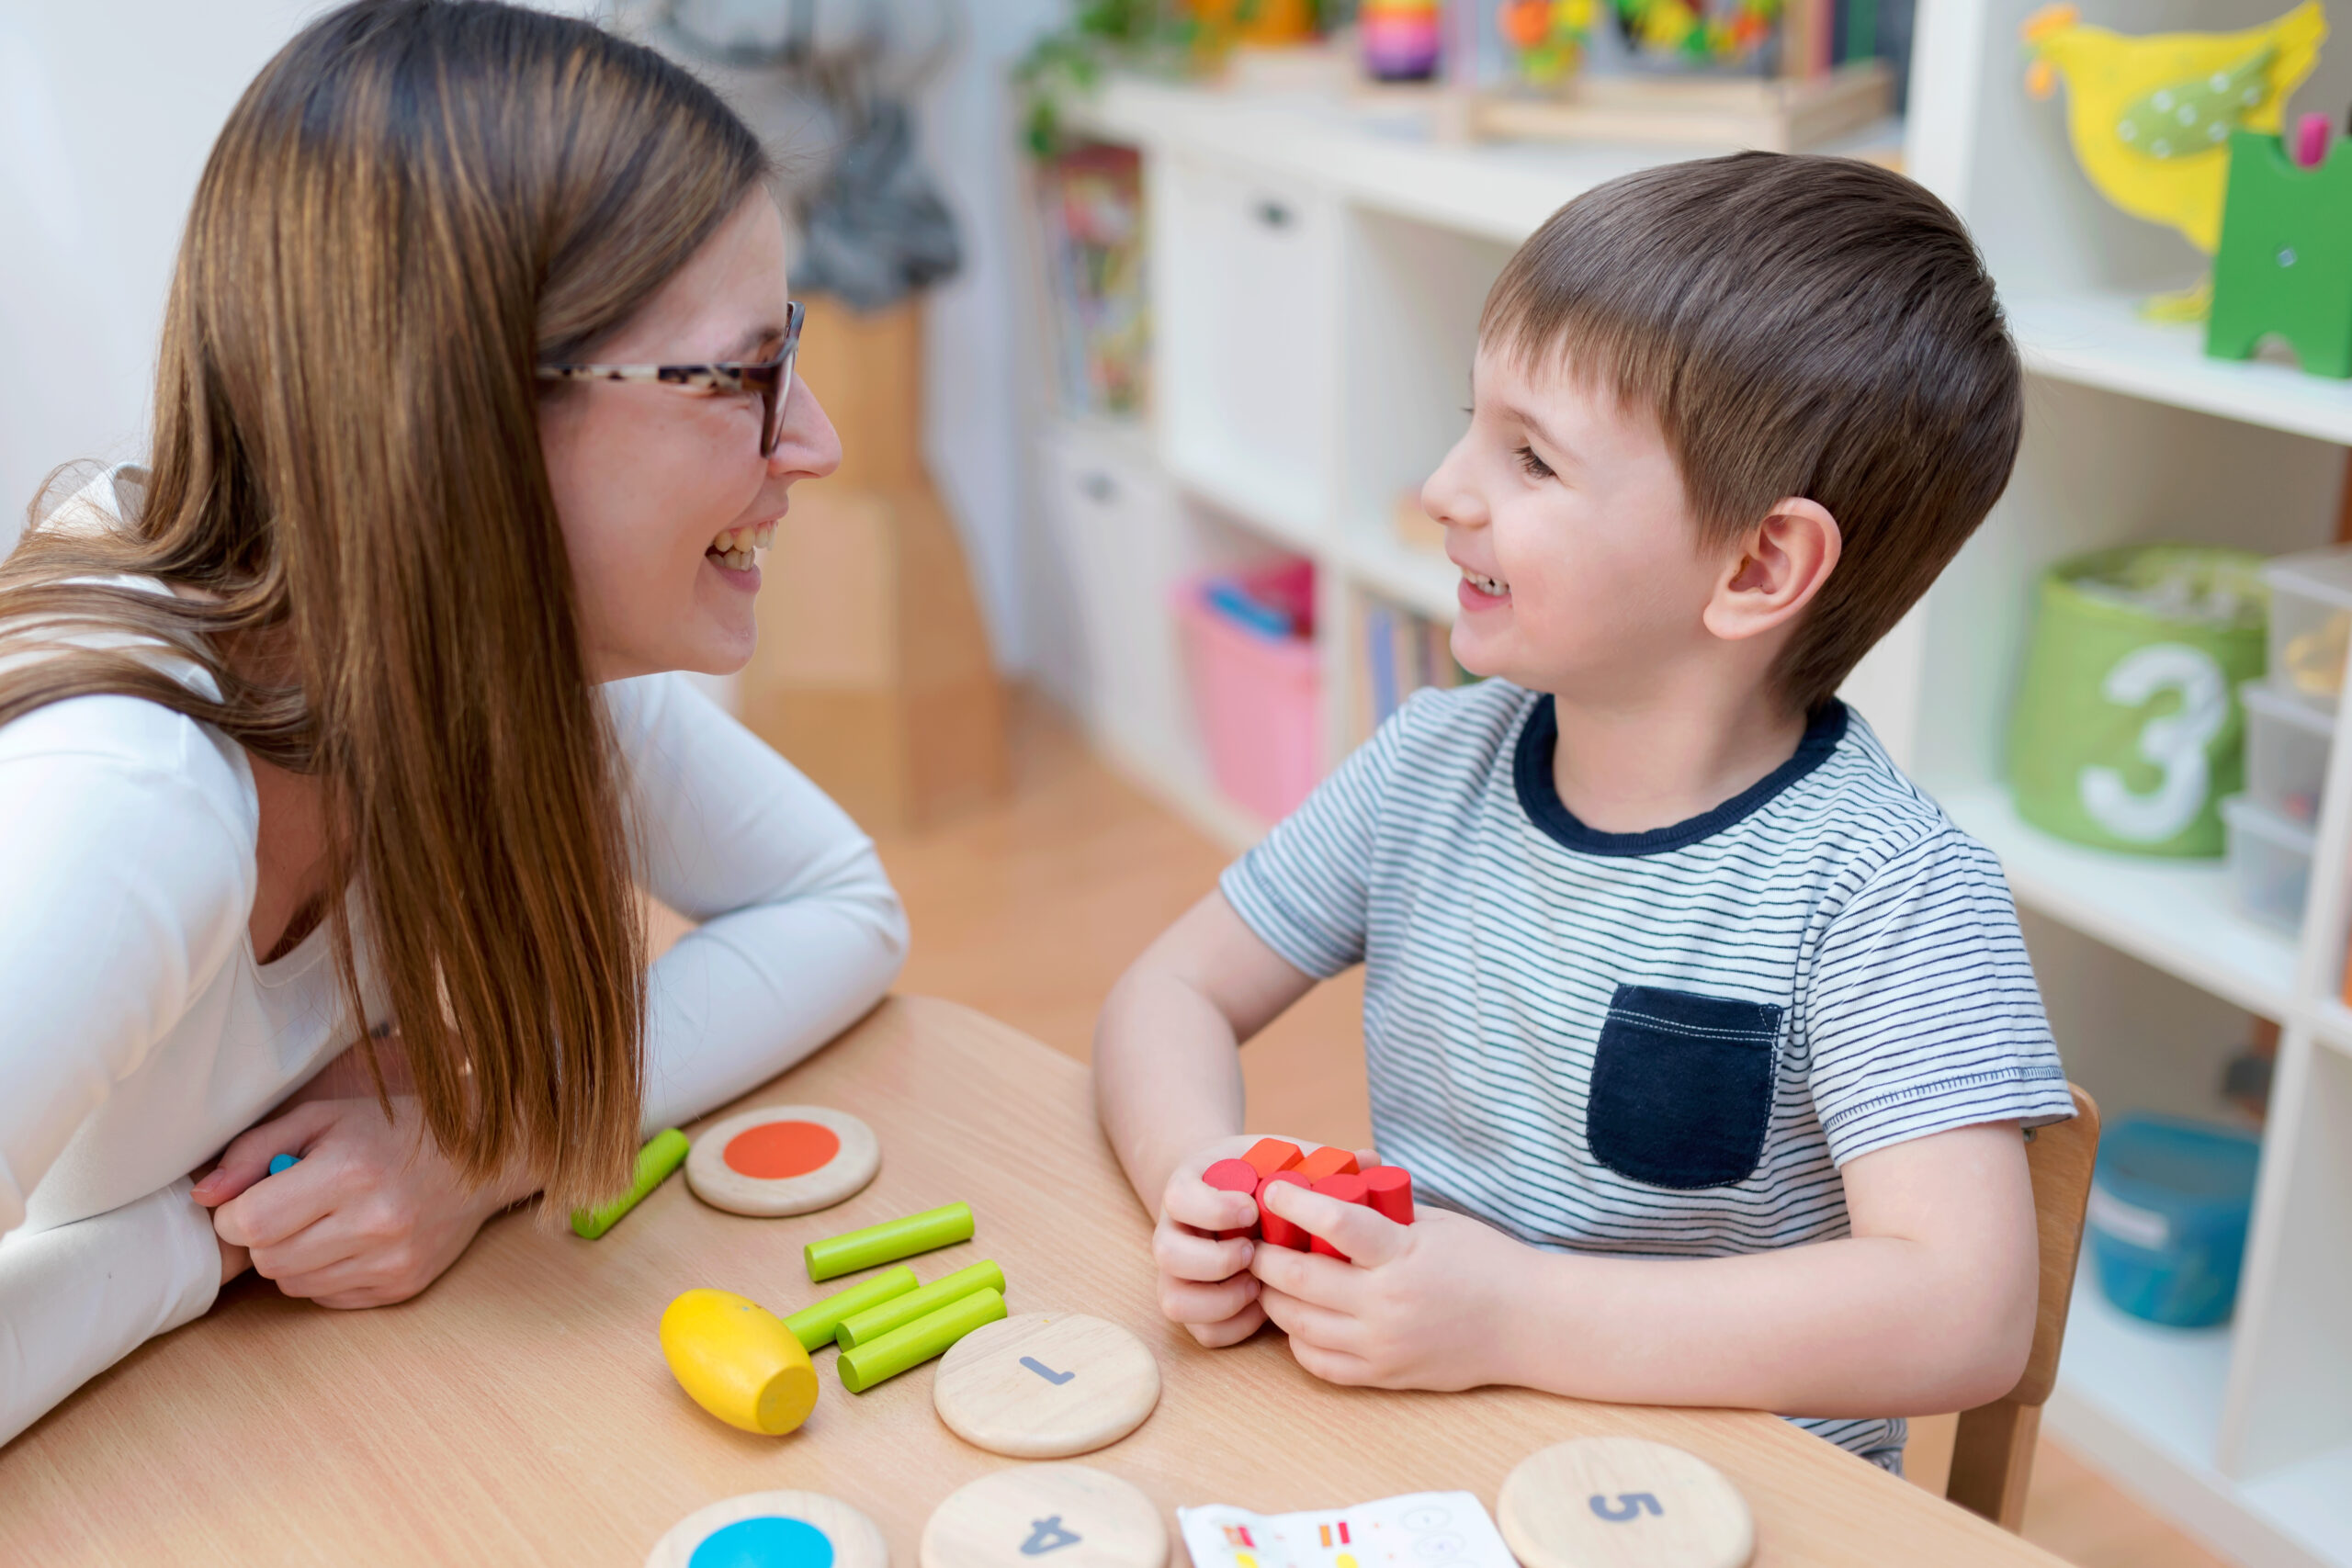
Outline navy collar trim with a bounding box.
[1512,695,1849,857]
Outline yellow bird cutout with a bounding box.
[2024,2,2326,317]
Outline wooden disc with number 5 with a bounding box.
[1498,1436,1754,1568]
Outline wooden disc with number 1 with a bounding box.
[1499,1437,1754,1568]
[933,1312,1161,1459]
[686,1106,879,1218]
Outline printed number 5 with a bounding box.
[1589,1493,1663,1522]
[2078,642,2228,843]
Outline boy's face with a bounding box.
[1423,345,1727,700]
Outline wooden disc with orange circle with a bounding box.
[686,1105,880,1218]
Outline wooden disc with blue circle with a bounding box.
[645,1490,888,1568]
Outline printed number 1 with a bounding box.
[2078,642,2228,844]
[1589,1493,1663,1523]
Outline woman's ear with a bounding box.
[1702,497,1841,644]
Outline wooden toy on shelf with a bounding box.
[921,1462,1170,1568]
[838,1286,1008,1393]
[2021,1,2325,320]
[571,1129,689,1239]
[658,1289,820,1437]
[806,1201,975,1280]
[2210,126,2352,378]
[933,1311,1163,1458]
[1499,1436,1755,1568]
[684,1106,876,1218]
[646,1491,888,1568]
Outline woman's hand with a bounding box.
[1250,1181,1524,1392]
[191,1095,534,1308]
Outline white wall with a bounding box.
[0,0,1054,671]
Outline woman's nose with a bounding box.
[774,379,842,480]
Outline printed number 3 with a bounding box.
[2078,642,2228,843]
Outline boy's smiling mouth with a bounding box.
[1460,567,1510,600]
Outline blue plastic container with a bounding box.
[2088,1115,2261,1328]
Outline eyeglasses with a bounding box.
[536,299,804,457]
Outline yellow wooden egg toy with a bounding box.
[659,1288,820,1436]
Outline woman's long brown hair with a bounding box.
[0,0,768,1213]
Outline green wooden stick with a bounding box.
[781,1266,920,1352]
[569,1128,689,1240]
[837,1287,1007,1393]
[804,1201,974,1280]
[835,1259,1004,1348]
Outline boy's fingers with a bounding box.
[1161,1176,1256,1235]
[1159,1269,1261,1327]
[1260,1178,1410,1269]
[1187,1300,1268,1348]
[1256,1282,1364,1354]
[193,1102,341,1208]
[1154,1223,1254,1283]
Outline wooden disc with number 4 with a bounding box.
[933,1312,1161,1458]
[685,1105,878,1217]
[1498,1437,1754,1568]
[645,1489,887,1568]
[921,1463,1166,1568]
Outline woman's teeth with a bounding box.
[707,522,775,573]
[1464,569,1509,597]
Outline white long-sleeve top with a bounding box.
[0,477,909,1446]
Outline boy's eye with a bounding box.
[1514,445,1555,480]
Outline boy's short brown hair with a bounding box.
[1481,152,2021,715]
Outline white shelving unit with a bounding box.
[1015,11,2352,1564]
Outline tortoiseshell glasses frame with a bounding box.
[535,299,803,457]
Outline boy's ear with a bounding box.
[1702,497,1841,644]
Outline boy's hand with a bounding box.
[1151,1134,1357,1348]
[1250,1179,1522,1391]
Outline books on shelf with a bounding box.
[1356,594,1472,743]
[1035,143,1149,422]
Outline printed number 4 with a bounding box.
[2078,642,2228,844]
[1589,1492,1663,1522]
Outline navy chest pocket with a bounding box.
[1586,984,1782,1190]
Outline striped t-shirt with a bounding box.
[1221,680,2073,1469]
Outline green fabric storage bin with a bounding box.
[2008,547,2268,857]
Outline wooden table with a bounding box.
[0,997,2067,1566]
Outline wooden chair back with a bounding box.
[1945,1083,2101,1530]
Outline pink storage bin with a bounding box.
[1177,560,1322,824]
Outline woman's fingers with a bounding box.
[192,1100,345,1209]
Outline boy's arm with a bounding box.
[1251,1118,2041,1416]
[1093,890,1317,1213]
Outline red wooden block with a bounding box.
[1295,1145,1361,1182]
[1307,1172,1369,1259]
[1256,1169,1314,1250]
[1202,1157,1263,1241]
[1241,1137,1305,1180]
[1362,1165,1415,1226]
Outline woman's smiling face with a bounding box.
[538,188,841,682]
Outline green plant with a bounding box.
[1015,0,1198,157]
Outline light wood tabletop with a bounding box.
[0,996,2069,1566]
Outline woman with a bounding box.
[0,0,907,1444]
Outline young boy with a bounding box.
[1091,153,2073,1473]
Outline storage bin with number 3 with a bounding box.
[2007,546,2268,856]
[687,1106,880,1217]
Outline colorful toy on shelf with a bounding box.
[570,1128,687,1240]
[1364,0,1444,80]
[1499,0,1596,85]
[2021,2,2327,321]
[658,1289,820,1436]
[1613,0,1780,67]
[2209,126,2352,378]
